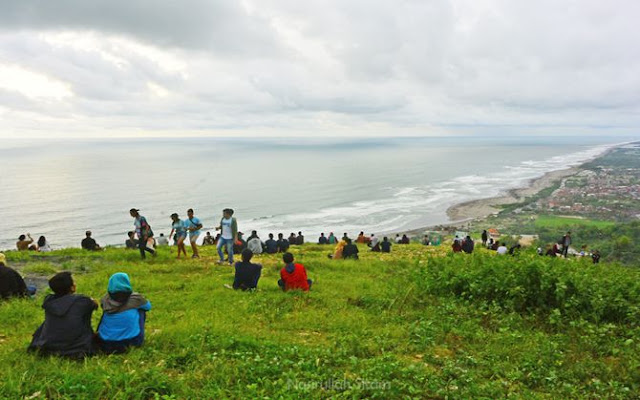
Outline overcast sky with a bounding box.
[0,0,639,138]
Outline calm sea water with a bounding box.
[0,136,628,250]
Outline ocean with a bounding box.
[0,136,628,250]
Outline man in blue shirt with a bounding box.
[185,208,203,259]
[265,233,278,254]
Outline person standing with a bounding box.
[216,208,238,265]
[562,231,572,258]
[130,209,156,259]
[169,213,188,259]
[481,230,488,246]
[185,208,203,259]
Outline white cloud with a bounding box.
[0,0,638,138]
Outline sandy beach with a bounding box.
[445,167,580,222]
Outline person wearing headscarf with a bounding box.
[97,273,151,354]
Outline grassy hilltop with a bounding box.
[1,243,640,399]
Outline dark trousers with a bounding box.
[278,279,313,291]
[139,237,155,259]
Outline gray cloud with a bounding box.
[0,0,639,137]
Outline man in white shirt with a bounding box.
[497,243,508,255]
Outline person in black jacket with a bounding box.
[232,249,263,291]
[277,233,290,253]
[28,272,98,358]
[461,236,474,254]
[0,253,35,299]
[342,238,359,260]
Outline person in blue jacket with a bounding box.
[97,272,151,354]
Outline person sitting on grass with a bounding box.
[156,233,169,246]
[591,249,601,264]
[296,231,305,245]
[318,233,328,245]
[265,233,278,254]
[380,237,392,253]
[329,239,346,259]
[370,235,381,252]
[81,231,102,251]
[452,239,462,253]
[0,253,36,299]
[202,232,215,246]
[288,232,298,246]
[234,232,247,254]
[96,273,151,354]
[28,272,98,358]
[342,238,359,260]
[247,231,264,255]
[421,235,430,246]
[356,232,366,243]
[461,236,474,254]
[276,233,290,253]
[496,242,508,255]
[278,252,312,291]
[508,244,522,256]
[37,236,52,252]
[231,249,263,291]
[327,232,337,244]
[17,234,36,251]
[125,231,138,249]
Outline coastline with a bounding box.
[406,143,624,235]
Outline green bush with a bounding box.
[416,252,640,324]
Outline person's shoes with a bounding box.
[192,254,200,259]
[217,260,225,265]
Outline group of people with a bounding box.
[15,234,52,252]
[227,249,313,292]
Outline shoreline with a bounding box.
[406,143,625,235]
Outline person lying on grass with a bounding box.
[231,249,262,291]
[96,272,151,354]
[28,272,98,359]
[278,252,312,292]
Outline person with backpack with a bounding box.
[130,209,156,259]
[185,208,203,259]
[216,208,238,265]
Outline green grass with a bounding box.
[535,215,616,229]
[1,244,639,399]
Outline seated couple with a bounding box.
[230,249,312,292]
[28,272,151,358]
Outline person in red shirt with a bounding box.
[278,253,312,291]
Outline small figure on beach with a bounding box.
[28,272,98,358]
[96,272,151,354]
[278,253,312,292]
[130,209,156,259]
[169,213,188,259]
[216,208,238,265]
[185,208,203,259]
[81,231,102,251]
